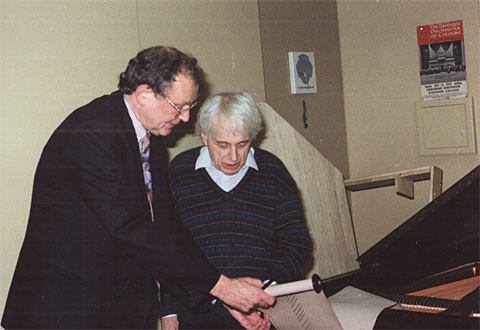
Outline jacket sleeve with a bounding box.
[158,290,181,318]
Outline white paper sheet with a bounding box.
[261,290,343,330]
[329,286,397,330]
[261,280,396,330]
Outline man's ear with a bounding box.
[135,84,152,106]
[201,133,208,146]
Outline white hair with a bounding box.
[196,92,263,139]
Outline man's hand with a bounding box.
[160,315,179,330]
[225,305,271,330]
[210,275,276,312]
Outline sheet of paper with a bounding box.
[261,285,396,330]
[329,286,396,330]
[262,290,343,330]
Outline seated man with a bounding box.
[160,92,311,329]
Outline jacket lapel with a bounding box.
[150,135,173,224]
[110,91,148,200]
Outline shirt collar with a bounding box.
[195,146,258,172]
[124,95,148,142]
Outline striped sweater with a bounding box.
[159,146,310,322]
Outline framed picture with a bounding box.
[288,52,317,94]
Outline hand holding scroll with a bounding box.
[210,275,276,312]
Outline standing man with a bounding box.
[160,92,311,329]
[2,47,274,329]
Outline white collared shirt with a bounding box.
[195,146,258,192]
[124,96,148,148]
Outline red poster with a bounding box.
[417,20,464,45]
[417,20,467,100]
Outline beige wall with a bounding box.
[1,0,139,319]
[136,0,266,155]
[258,0,349,176]
[0,0,264,319]
[337,0,480,254]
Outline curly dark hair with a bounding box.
[118,46,203,95]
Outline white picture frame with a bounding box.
[288,52,317,94]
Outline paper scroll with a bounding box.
[264,274,322,297]
[260,275,342,330]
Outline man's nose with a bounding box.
[229,146,238,161]
[178,110,190,122]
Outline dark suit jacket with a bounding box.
[2,91,220,329]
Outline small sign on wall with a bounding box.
[288,52,317,94]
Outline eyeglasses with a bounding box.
[162,94,198,115]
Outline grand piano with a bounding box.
[323,165,479,329]
[254,102,478,329]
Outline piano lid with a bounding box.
[357,165,479,281]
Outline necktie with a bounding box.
[141,134,154,220]
[142,133,161,296]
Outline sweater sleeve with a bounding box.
[267,191,311,283]
[261,152,311,283]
